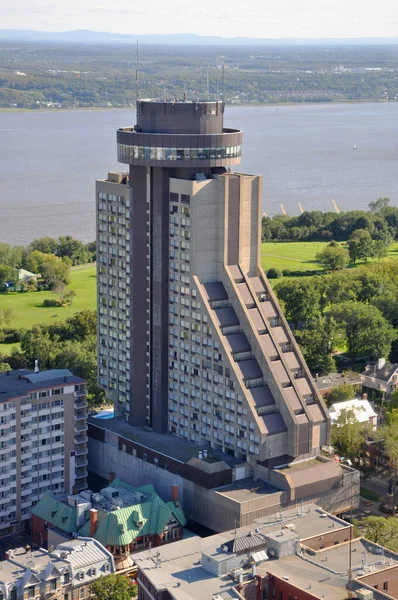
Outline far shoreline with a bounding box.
[0,98,397,114]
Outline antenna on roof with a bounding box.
[221,55,225,101]
[135,40,139,104]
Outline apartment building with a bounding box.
[96,99,330,471]
[0,368,88,534]
[0,538,114,600]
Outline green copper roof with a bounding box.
[31,494,79,533]
[32,479,186,547]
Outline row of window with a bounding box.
[118,144,242,161]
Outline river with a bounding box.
[0,102,397,245]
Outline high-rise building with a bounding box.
[96,100,330,467]
[0,368,88,534]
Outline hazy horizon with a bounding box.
[1,0,397,39]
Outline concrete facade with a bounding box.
[96,99,332,478]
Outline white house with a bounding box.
[329,398,378,430]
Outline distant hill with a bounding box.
[0,29,398,46]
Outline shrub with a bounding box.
[282,269,292,277]
[42,298,61,308]
[2,328,22,343]
[267,268,282,279]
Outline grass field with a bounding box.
[0,265,96,331]
[261,241,398,273]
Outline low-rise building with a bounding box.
[315,371,362,398]
[133,504,398,600]
[31,479,186,571]
[0,538,114,600]
[362,358,398,396]
[0,368,88,535]
[329,398,378,429]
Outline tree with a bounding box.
[331,408,371,463]
[325,383,360,405]
[0,362,11,372]
[321,271,360,308]
[266,268,281,279]
[53,284,75,306]
[274,278,321,329]
[315,244,349,271]
[347,229,374,263]
[359,516,398,552]
[0,309,12,329]
[91,574,137,600]
[294,316,336,375]
[0,264,14,288]
[67,310,96,340]
[376,411,398,515]
[20,326,60,370]
[40,259,71,290]
[28,237,59,255]
[372,239,390,260]
[54,336,103,401]
[329,302,395,363]
[369,197,391,213]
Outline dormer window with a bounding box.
[79,572,85,581]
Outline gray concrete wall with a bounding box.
[88,434,184,505]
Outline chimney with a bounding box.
[363,393,368,400]
[90,508,98,536]
[34,359,39,373]
[171,484,179,506]
[377,358,386,371]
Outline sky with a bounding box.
[1,0,398,39]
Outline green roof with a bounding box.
[31,494,79,533]
[32,479,186,547]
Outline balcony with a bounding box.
[75,435,88,444]
[75,469,88,479]
[74,423,88,434]
[75,399,88,409]
[75,446,87,456]
[74,410,88,421]
[76,456,88,468]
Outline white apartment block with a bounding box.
[0,368,88,533]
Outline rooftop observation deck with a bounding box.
[117,99,242,167]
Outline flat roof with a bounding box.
[316,372,362,391]
[214,478,281,503]
[133,505,351,600]
[0,369,85,401]
[88,416,242,466]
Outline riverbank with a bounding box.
[0,99,396,112]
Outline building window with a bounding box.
[79,589,84,599]
[11,590,17,600]
[63,573,70,584]
[28,587,35,598]
[384,582,389,591]
[50,580,57,591]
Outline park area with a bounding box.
[0,265,96,354]
[261,240,398,275]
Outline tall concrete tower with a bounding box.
[97,100,330,467]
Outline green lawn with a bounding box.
[0,265,96,331]
[261,241,398,273]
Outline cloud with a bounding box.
[90,6,147,14]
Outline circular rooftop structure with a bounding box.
[117,99,242,168]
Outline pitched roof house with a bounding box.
[31,479,186,571]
